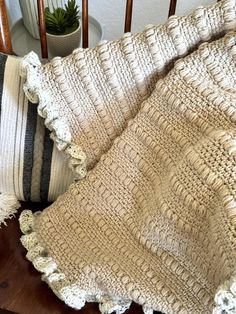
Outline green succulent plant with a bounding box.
[45,0,80,35]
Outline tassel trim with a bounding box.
[0,193,20,226]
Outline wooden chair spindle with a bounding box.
[168,0,177,17]
[124,0,133,33]
[0,0,12,54]
[37,0,48,59]
[82,0,89,48]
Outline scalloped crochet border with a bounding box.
[19,208,236,314]
[19,209,157,314]
[19,52,87,179]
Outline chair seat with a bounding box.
[0,203,153,314]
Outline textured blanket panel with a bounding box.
[20,32,236,314]
[21,0,236,179]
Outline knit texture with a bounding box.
[21,0,236,178]
[20,32,236,314]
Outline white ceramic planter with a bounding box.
[11,16,103,59]
[46,21,81,57]
[19,0,68,39]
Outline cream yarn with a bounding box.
[21,0,236,179]
[0,193,20,226]
[20,32,236,314]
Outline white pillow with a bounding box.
[0,54,74,224]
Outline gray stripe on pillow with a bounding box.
[0,54,7,116]
[30,115,45,202]
[23,101,38,200]
[40,128,53,201]
[0,55,72,202]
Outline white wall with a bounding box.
[6,0,21,26]
[7,0,215,41]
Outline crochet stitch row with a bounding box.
[20,31,236,314]
[20,0,236,179]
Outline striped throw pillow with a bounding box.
[0,54,74,216]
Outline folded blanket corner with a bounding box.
[20,208,134,314]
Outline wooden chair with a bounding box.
[0,0,178,58]
[0,0,221,313]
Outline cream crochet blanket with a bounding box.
[21,0,236,179]
[20,31,236,314]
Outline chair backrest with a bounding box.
[0,0,12,54]
[0,0,220,58]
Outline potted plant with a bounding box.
[19,0,67,40]
[45,0,81,57]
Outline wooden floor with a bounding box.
[0,203,162,314]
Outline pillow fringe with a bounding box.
[0,193,20,226]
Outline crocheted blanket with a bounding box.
[20,0,236,179]
[19,30,236,314]
[0,0,233,227]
